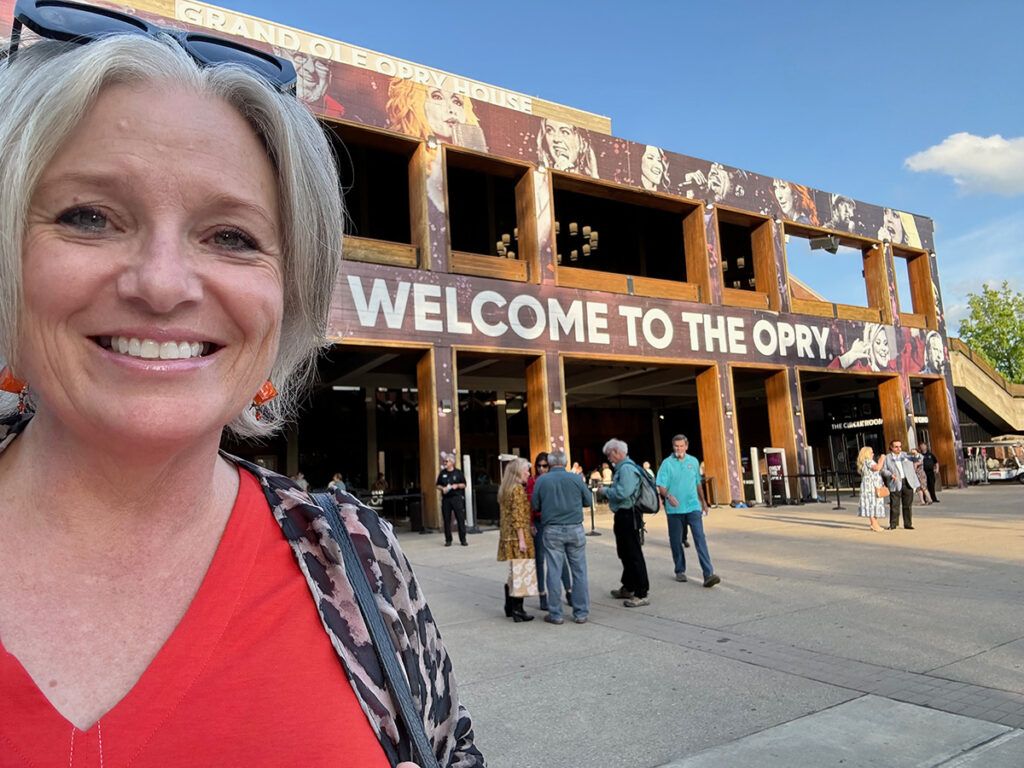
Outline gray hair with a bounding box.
[547,451,567,468]
[0,35,343,438]
[672,434,689,444]
[602,438,628,457]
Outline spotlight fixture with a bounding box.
[552,401,562,414]
[809,235,840,254]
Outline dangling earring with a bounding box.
[0,367,29,414]
[251,380,278,421]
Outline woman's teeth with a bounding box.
[107,336,207,360]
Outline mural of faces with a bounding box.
[681,162,745,203]
[925,331,945,374]
[825,194,857,232]
[424,87,466,141]
[537,118,598,177]
[638,144,670,192]
[880,207,904,243]
[274,48,344,118]
[770,179,818,225]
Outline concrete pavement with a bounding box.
[396,483,1023,767]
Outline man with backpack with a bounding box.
[656,435,721,588]
[598,438,652,607]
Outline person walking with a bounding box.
[656,435,721,587]
[527,452,571,611]
[856,445,887,532]
[598,439,651,607]
[436,454,468,546]
[532,452,593,624]
[497,458,535,623]
[881,439,923,530]
[919,442,940,503]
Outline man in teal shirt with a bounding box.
[655,434,721,588]
[598,438,651,607]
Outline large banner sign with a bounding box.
[333,263,949,378]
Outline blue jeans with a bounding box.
[667,512,713,579]
[535,520,571,597]
[542,524,590,620]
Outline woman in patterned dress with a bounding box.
[857,445,887,531]
[497,457,535,622]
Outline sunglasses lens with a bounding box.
[34,2,148,39]
[185,35,296,89]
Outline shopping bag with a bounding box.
[509,558,539,597]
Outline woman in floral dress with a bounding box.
[857,445,887,532]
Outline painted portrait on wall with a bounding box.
[535,118,598,177]
[828,323,897,372]
[822,193,858,233]
[767,178,820,225]
[878,207,923,249]
[681,161,748,204]
[274,48,345,119]
[631,144,673,193]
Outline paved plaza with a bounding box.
[397,483,1024,767]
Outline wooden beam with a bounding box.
[526,355,551,465]
[877,376,907,448]
[752,220,780,311]
[906,251,938,329]
[408,143,432,271]
[864,243,893,324]
[765,369,799,499]
[515,170,541,285]
[683,206,711,302]
[697,366,732,505]
[416,349,440,528]
[923,379,958,487]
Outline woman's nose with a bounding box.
[116,230,203,313]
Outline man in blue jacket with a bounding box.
[532,451,593,624]
[598,438,651,607]
[656,434,720,588]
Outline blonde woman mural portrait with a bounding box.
[536,118,598,177]
[386,78,487,210]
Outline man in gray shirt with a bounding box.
[532,451,593,625]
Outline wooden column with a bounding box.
[877,376,907,448]
[923,379,958,487]
[683,206,711,302]
[526,351,567,462]
[752,219,781,312]
[697,365,733,505]
[408,142,432,270]
[765,369,799,498]
[518,167,553,284]
[907,251,938,328]
[417,346,457,528]
[772,219,792,313]
[864,243,893,324]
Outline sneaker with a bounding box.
[703,574,721,588]
[544,615,564,625]
[623,596,650,607]
[573,617,588,624]
[610,587,634,599]
[675,573,688,582]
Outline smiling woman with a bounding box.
[0,8,482,767]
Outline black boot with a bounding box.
[512,597,534,622]
[504,583,514,618]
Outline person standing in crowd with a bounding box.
[570,462,584,475]
[497,458,534,623]
[598,439,651,607]
[327,472,346,493]
[532,452,593,624]
[911,448,931,505]
[881,440,922,530]
[642,460,655,478]
[527,452,570,611]
[601,462,613,485]
[919,442,940,503]
[436,454,468,546]
[656,436,721,587]
[856,446,887,532]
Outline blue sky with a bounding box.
[232,0,1023,331]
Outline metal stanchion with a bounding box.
[586,500,601,536]
[832,469,845,510]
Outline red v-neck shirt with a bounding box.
[0,468,389,767]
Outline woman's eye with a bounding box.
[211,228,257,251]
[57,207,108,232]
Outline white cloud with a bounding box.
[934,211,1024,332]
[905,133,1024,195]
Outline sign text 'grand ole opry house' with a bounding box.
[3,0,969,525]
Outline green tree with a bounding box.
[957,281,1024,383]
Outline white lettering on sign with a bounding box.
[175,1,534,114]
[343,277,840,362]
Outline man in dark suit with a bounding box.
[881,440,923,530]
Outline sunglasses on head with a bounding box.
[8,0,297,94]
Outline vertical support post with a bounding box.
[697,365,734,505]
[923,378,959,488]
[526,352,566,463]
[684,205,712,303]
[765,369,799,499]
[418,346,457,529]
[366,393,378,492]
[753,219,781,311]
[878,376,906,449]
[771,219,793,314]
[750,447,763,505]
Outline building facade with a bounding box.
[3,0,967,524]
